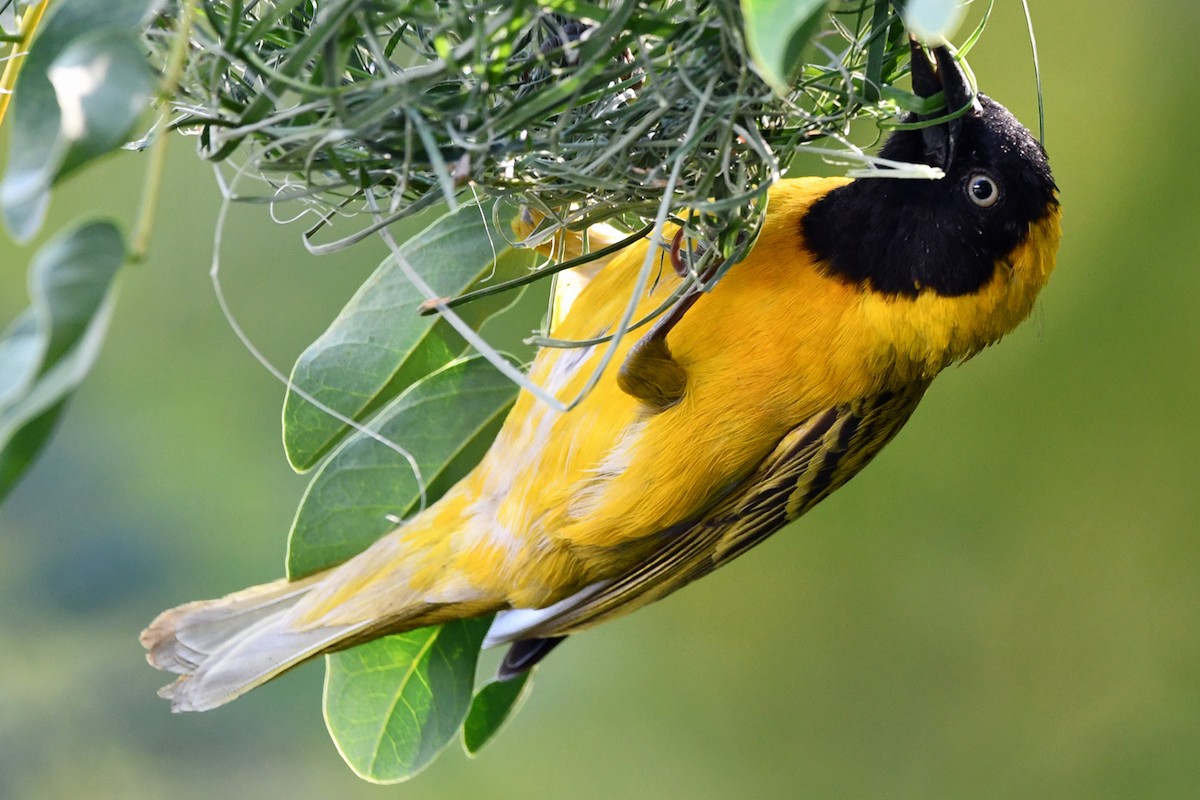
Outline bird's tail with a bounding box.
[140,571,371,712]
[142,487,520,711]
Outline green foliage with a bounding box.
[462,672,532,756]
[281,207,530,779]
[741,0,829,96]
[0,0,162,497]
[1,0,159,240]
[287,355,518,579]
[282,204,536,472]
[0,221,123,501]
[323,617,491,783]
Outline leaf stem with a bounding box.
[131,2,197,262]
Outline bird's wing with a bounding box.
[487,380,930,642]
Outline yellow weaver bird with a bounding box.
[142,43,1061,711]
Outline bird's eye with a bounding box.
[966,174,1000,208]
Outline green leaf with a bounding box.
[0,220,125,501]
[0,313,42,409]
[742,0,828,97]
[286,355,517,579]
[50,30,158,178]
[902,0,968,43]
[0,0,161,241]
[862,0,894,103]
[463,672,532,756]
[0,400,68,500]
[282,203,538,472]
[323,616,491,783]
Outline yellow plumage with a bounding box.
[143,177,1060,710]
[141,44,1063,710]
[296,177,1060,620]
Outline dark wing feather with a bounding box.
[497,636,566,680]
[503,380,931,641]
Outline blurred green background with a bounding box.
[2,3,1199,798]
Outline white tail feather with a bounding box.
[483,579,610,647]
[141,575,367,712]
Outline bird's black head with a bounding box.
[802,42,1059,297]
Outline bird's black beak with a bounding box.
[909,39,978,171]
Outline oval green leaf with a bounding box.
[282,203,538,472]
[741,0,828,97]
[0,219,125,501]
[323,616,492,783]
[0,0,161,241]
[49,29,157,178]
[462,672,532,756]
[286,355,517,579]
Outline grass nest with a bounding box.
[143,0,965,284]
